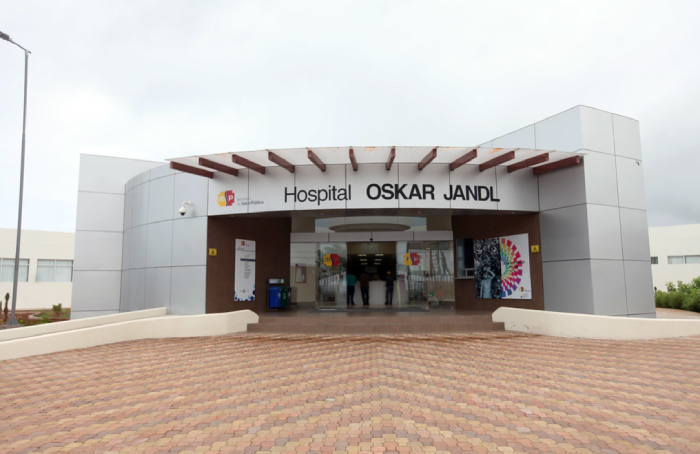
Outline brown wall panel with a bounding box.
[452,213,544,311]
[206,216,292,314]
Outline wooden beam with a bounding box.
[386,147,396,171]
[479,150,516,172]
[231,154,265,174]
[418,148,437,171]
[198,158,238,177]
[449,148,477,171]
[307,149,326,172]
[170,161,213,179]
[267,151,295,173]
[349,148,358,171]
[507,153,549,173]
[533,155,581,175]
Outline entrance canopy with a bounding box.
[166,146,581,177]
[165,146,584,217]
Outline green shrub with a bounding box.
[666,281,677,292]
[52,303,62,317]
[667,291,687,309]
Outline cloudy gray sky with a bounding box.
[1,0,699,232]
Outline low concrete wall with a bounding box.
[0,310,259,361]
[493,307,700,340]
[0,308,166,342]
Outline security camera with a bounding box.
[370,237,374,242]
[179,201,192,216]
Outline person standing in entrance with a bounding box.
[359,271,370,305]
[346,273,357,306]
[385,271,394,305]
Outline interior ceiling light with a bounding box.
[358,254,367,256]
[375,254,384,256]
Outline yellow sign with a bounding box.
[209,248,218,256]
[530,245,540,253]
[403,253,412,266]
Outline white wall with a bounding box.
[72,155,163,319]
[486,106,654,317]
[120,165,209,316]
[649,224,700,290]
[0,229,74,310]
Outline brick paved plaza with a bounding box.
[1,332,699,453]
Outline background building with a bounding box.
[0,228,74,310]
[649,224,700,290]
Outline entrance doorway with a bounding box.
[289,240,454,310]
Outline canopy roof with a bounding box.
[166,146,582,178]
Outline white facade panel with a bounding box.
[207,170,249,216]
[120,270,130,312]
[448,165,497,210]
[130,225,148,269]
[128,267,146,312]
[586,205,623,260]
[131,182,150,227]
[590,260,628,316]
[619,208,651,261]
[534,107,583,152]
[76,192,125,232]
[121,229,131,270]
[616,156,647,210]
[145,267,171,310]
[123,189,133,231]
[542,260,594,314]
[346,163,400,210]
[582,152,619,207]
[491,125,536,149]
[150,164,176,180]
[580,107,615,155]
[147,175,175,224]
[294,165,348,211]
[174,172,210,218]
[613,115,642,160]
[72,270,121,312]
[171,217,208,267]
[397,163,450,209]
[78,155,161,194]
[248,166,295,213]
[132,169,151,187]
[537,161,586,212]
[540,205,590,262]
[73,231,123,271]
[146,220,174,268]
[370,231,414,242]
[170,266,207,315]
[495,166,539,212]
[623,260,655,315]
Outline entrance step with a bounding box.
[249,314,504,334]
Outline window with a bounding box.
[668,256,685,265]
[0,258,29,282]
[650,257,658,265]
[685,255,700,264]
[36,259,73,282]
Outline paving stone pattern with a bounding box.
[1,332,699,453]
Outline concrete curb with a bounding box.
[493,307,700,339]
[0,310,259,361]
[0,308,167,342]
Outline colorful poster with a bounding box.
[474,233,531,300]
[500,234,531,299]
[234,239,256,301]
[474,238,502,299]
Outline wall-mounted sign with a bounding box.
[208,248,217,256]
[531,245,540,253]
[323,253,341,267]
[474,233,532,300]
[403,252,421,266]
[234,239,256,301]
[208,163,539,216]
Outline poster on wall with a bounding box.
[474,233,531,300]
[234,239,256,301]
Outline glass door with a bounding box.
[316,242,347,309]
[397,241,455,308]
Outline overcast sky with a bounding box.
[1,0,699,232]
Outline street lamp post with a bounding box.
[1,31,30,328]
